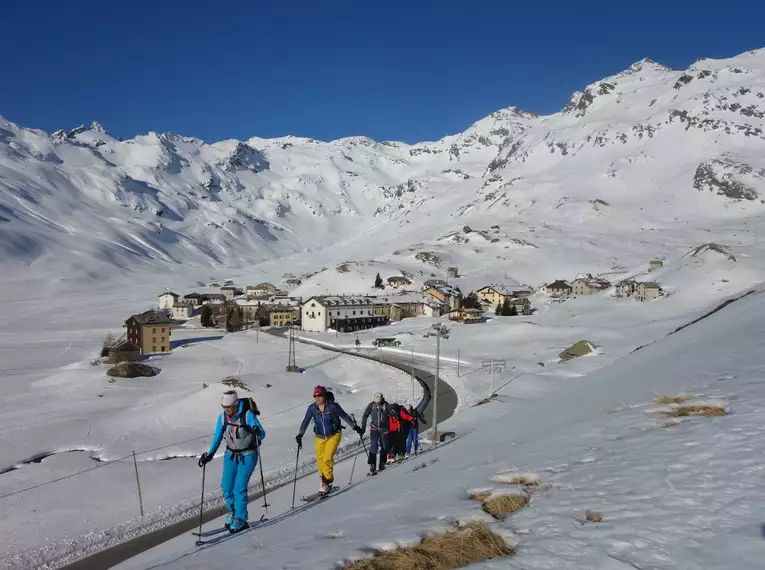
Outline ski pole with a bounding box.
[194,462,206,547]
[255,435,269,517]
[349,455,357,485]
[291,445,300,509]
[351,414,369,456]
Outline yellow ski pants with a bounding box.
[314,432,341,481]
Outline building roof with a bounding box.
[205,293,226,300]
[184,292,205,299]
[509,296,531,304]
[426,283,461,297]
[477,284,519,296]
[641,282,661,289]
[423,279,448,288]
[546,280,572,290]
[128,311,173,325]
[220,285,238,290]
[111,340,140,351]
[303,295,374,307]
[158,291,179,298]
[173,301,193,308]
[451,307,483,315]
[387,275,411,282]
[248,282,276,290]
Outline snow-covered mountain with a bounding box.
[2,48,765,285]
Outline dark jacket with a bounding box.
[361,401,390,432]
[299,401,354,439]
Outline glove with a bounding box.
[198,452,211,468]
[295,434,303,448]
[360,424,367,434]
[245,424,264,439]
[353,425,363,435]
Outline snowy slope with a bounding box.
[4,46,765,569]
[116,285,765,570]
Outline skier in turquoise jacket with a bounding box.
[199,390,266,533]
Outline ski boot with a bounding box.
[228,518,247,534]
[224,512,235,530]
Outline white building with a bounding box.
[301,296,387,333]
[221,286,239,300]
[158,291,179,310]
[171,302,194,321]
[247,282,278,297]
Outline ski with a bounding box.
[193,514,267,540]
[300,485,340,502]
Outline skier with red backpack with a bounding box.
[386,402,415,462]
[296,385,362,495]
[198,390,266,533]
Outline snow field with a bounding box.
[0,285,418,567]
[117,284,765,570]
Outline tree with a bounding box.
[494,302,502,316]
[500,297,512,316]
[508,304,518,316]
[374,273,384,289]
[102,332,116,348]
[462,292,481,310]
[200,305,213,327]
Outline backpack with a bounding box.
[223,397,260,451]
[388,403,400,419]
[239,397,260,417]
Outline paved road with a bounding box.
[59,329,458,570]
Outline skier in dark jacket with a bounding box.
[361,392,390,474]
[406,405,426,455]
[296,385,361,495]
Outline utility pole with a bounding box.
[411,347,415,402]
[482,359,506,398]
[431,323,450,447]
[286,325,299,372]
[457,348,460,378]
[256,321,260,343]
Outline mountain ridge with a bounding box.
[2,47,765,284]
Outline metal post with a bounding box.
[256,323,259,343]
[490,364,494,397]
[433,332,440,447]
[457,348,460,377]
[411,348,415,402]
[132,450,144,517]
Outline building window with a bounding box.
[152,346,157,352]
[161,346,166,352]
[153,337,157,343]
[153,328,156,333]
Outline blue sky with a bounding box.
[2,0,764,144]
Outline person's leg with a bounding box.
[321,432,342,482]
[406,429,416,455]
[369,430,379,466]
[232,453,258,523]
[220,452,238,519]
[314,436,328,481]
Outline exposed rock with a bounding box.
[559,341,598,363]
[106,362,158,378]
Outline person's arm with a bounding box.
[245,410,266,441]
[361,402,372,431]
[400,408,414,422]
[298,405,314,436]
[333,402,356,427]
[207,414,225,456]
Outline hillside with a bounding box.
[2,48,765,290]
[115,285,765,570]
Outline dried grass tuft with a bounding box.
[662,404,727,417]
[654,393,692,405]
[468,491,491,502]
[662,420,680,428]
[480,494,530,520]
[340,523,514,570]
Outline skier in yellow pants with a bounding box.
[296,385,362,495]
